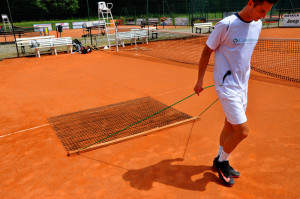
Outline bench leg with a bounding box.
[67,45,72,53]
[35,49,40,57]
[51,47,57,55]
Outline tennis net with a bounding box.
[118,28,300,84]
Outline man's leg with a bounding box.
[222,121,249,154]
[214,120,248,186]
[220,118,234,147]
[214,118,241,176]
[215,118,233,157]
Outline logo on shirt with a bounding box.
[233,38,258,45]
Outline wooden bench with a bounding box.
[194,22,214,33]
[16,36,73,57]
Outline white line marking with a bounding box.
[0,124,50,138]
[154,86,192,97]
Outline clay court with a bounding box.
[0,27,299,198]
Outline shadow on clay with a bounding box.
[122,158,223,191]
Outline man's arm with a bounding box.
[194,45,214,95]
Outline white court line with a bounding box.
[0,124,49,138]
[154,85,192,97]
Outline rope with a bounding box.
[195,98,219,120]
[182,98,219,159]
[78,84,215,153]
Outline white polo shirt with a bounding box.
[206,13,262,93]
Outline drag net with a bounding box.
[48,96,193,154]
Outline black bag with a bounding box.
[81,47,87,54]
[73,39,83,51]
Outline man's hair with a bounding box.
[253,0,280,6]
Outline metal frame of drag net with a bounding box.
[118,28,300,85]
[48,85,215,156]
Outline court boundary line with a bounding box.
[0,124,49,138]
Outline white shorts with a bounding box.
[216,89,248,125]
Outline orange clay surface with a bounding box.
[0,28,300,198]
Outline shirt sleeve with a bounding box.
[206,22,228,50]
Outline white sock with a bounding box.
[217,146,223,157]
[218,149,230,162]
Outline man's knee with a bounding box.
[239,126,249,140]
[232,122,249,140]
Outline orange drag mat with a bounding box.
[0,47,299,197]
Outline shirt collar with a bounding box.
[235,12,253,23]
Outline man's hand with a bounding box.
[194,81,204,96]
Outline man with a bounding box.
[194,0,279,186]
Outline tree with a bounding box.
[4,0,79,21]
[36,0,79,15]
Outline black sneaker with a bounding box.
[213,159,234,186]
[213,156,240,178]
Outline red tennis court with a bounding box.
[0,28,299,198]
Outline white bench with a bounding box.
[118,29,148,47]
[194,22,214,33]
[16,36,73,57]
[16,36,55,55]
[51,37,73,55]
[142,27,158,39]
